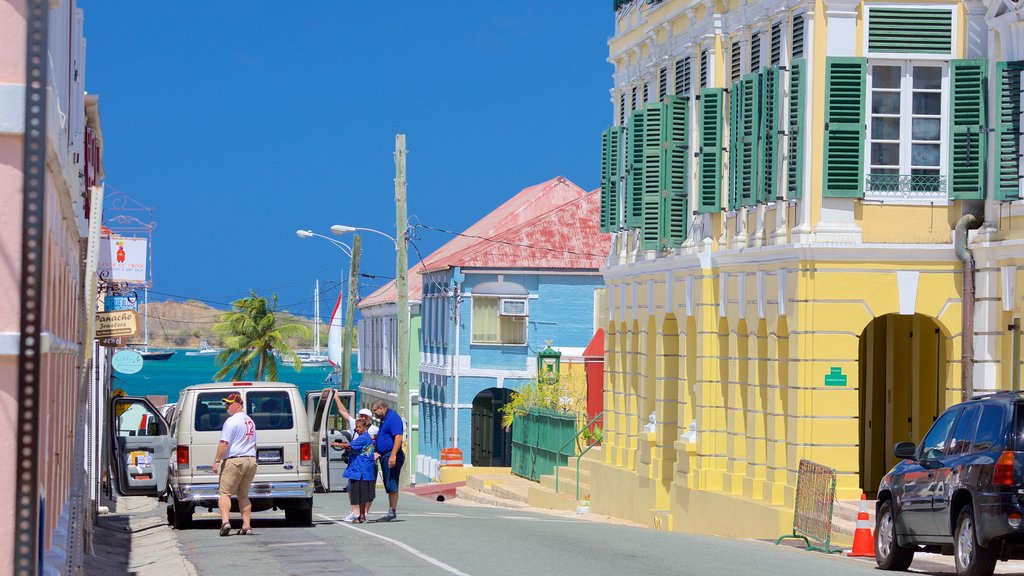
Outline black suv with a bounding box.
[876,392,1024,576]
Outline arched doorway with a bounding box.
[471,388,513,467]
[859,313,948,495]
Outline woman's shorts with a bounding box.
[348,479,375,505]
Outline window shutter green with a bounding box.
[786,59,806,200]
[949,59,988,200]
[626,108,646,227]
[760,66,781,203]
[822,57,866,198]
[642,103,664,250]
[600,126,623,232]
[729,80,743,210]
[662,96,690,247]
[995,61,1024,201]
[698,88,725,213]
[868,8,952,54]
[740,73,762,207]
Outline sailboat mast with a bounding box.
[314,280,320,355]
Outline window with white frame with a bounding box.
[866,62,948,201]
[471,296,527,345]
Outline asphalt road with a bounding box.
[172,491,886,576]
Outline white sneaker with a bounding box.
[341,512,359,523]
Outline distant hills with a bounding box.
[131,300,329,350]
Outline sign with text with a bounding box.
[112,349,143,374]
[95,310,138,338]
[98,337,125,348]
[104,295,137,311]
[98,236,148,283]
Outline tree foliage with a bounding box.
[499,373,587,431]
[212,291,310,381]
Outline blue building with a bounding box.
[414,177,609,481]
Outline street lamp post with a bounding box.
[295,230,360,390]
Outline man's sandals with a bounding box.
[219,523,232,537]
[237,527,253,535]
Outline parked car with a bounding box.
[109,381,322,529]
[875,391,1024,576]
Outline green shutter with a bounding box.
[995,61,1024,201]
[642,103,664,250]
[786,59,806,200]
[822,57,866,198]
[662,96,690,247]
[760,66,780,203]
[698,88,724,213]
[868,8,952,54]
[600,126,623,232]
[626,109,646,227]
[949,59,988,200]
[740,73,762,207]
[729,80,742,210]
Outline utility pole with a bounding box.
[394,134,410,485]
[341,235,361,390]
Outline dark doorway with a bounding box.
[471,388,513,467]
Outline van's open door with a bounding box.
[107,396,174,496]
[309,388,355,492]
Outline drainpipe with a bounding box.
[954,213,982,400]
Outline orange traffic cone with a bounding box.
[849,493,876,557]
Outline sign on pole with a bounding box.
[95,310,138,338]
[112,349,143,374]
[98,236,149,284]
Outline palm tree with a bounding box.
[212,291,310,381]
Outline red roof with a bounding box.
[358,176,609,308]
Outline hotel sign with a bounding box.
[95,310,138,338]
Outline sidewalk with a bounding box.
[83,495,196,576]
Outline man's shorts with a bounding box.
[219,456,257,498]
[379,449,405,494]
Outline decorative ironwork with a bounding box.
[96,269,139,301]
[865,173,948,197]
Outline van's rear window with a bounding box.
[194,393,230,432]
[246,391,294,431]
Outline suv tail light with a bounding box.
[300,442,311,464]
[176,446,190,468]
[994,451,1015,486]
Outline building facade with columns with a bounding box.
[594,0,1024,537]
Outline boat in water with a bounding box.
[298,280,332,367]
[130,288,176,361]
[185,341,220,356]
[138,349,175,361]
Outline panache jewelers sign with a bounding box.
[95,310,139,338]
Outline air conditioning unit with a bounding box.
[499,298,528,316]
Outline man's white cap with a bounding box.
[358,408,373,418]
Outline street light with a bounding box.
[330,224,398,248]
[296,229,359,392]
[332,221,410,487]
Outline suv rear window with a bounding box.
[194,393,230,432]
[975,404,1009,453]
[247,391,293,430]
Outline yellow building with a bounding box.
[595,0,1024,538]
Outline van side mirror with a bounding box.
[894,441,917,459]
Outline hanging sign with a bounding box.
[98,236,148,283]
[95,310,138,338]
[112,349,143,374]
[104,295,137,311]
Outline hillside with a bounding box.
[132,300,336,350]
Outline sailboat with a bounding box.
[132,288,175,361]
[297,280,331,368]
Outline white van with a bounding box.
[108,381,341,529]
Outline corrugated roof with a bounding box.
[358,176,609,308]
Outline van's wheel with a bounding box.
[875,500,915,571]
[954,505,997,576]
[171,496,192,530]
[285,501,313,526]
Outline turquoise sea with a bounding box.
[114,350,361,404]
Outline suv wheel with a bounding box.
[171,496,192,530]
[876,500,915,571]
[285,499,314,526]
[954,505,997,576]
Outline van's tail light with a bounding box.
[176,446,190,468]
[300,442,311,464]
[994,451,1015,486]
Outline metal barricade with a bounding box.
[775,459,843,553]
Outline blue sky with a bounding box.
[82,1,613,322]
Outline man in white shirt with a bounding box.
[212,392,257,536]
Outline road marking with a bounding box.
[316,513,473,576]
[499,516,584,523]
[265,541,325,548]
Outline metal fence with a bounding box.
[775,459,842,553]
[511,408,578,482]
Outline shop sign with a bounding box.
[112,349,143,374]
[95,310,138,338]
